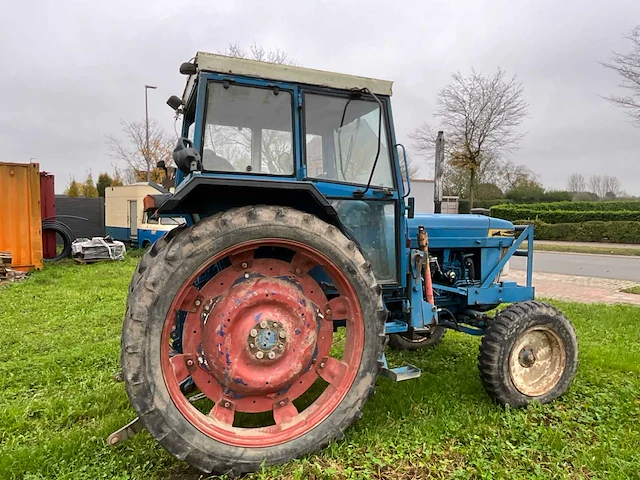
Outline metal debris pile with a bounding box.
[71,236,126,263]
[0,252,27,282]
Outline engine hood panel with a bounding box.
[407,214,515,249]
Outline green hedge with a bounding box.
[493,200,640,212]
[516,220,640,244]
[451,199,513,214]
[492,208,640,223]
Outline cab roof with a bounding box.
[182,52,393,105]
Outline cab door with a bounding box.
[300,89,406,286]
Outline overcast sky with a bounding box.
[2,0,639,194]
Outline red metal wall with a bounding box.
[40,172,56,259]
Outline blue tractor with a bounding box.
[113,53,578,475]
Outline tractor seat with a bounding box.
[203,148,235,172]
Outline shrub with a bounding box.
[515,220,640,244]
[492,200,640,212]
[541,191,573,202]
[492,208,640,223]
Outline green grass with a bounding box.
[1,258,639,479]
[532,244,640,257]
[621,285,640,295]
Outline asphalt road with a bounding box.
[510,251,640,282]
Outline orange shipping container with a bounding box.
[0,162,43,271]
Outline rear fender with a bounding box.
[152,176,343,231]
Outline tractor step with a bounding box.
[380,364,422,382]
[107,417,143,446]
[107,393,208,446]
[378,353,421,382]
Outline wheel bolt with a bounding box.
[186,359,194,367]
[273,322,278,328]
[295,268,301,274]
[223,401,230,408]
[279,331,286,339]
[278,344,284,350]
[241,262,248,269]
[250,329,258,337]
[326,308,332,315]
[195,299,201,306]
[319,362,325,369]
[249,343,255,348]
[256,351,264,359]
[260,321,268,329]
[268,351,276,359]
[279,401,285,407]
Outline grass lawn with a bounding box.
[1,256,639,480]
[621,285,640,295]
[526,244,640,257]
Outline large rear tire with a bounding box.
[478,301,578,407]
[122,206,386,475]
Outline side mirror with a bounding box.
[166,95,183,111]
[179,62,197,75]
[406,197,415,219]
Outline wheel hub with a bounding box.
[200,276,320,396]
[249,321,287,359]
[518,348,536,367]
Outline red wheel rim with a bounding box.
[160,239,365,448]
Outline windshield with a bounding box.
[304,93,394,188]
[202,82,294,175]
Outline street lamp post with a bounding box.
[144,85,157,183]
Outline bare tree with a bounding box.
[439,153,534,198]
[399,152,421,180]
[602,175,623,197]
[601,26,640,125]
[589,175,604,198]
[410,68,528,208]
[107,119,174,183]
[567,173,586,192]
[499,161,538,191]
[224,42,298,66]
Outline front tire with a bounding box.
[388,326,446,350]
[478,301,578,407]
[122,206,386,475]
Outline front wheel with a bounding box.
[478,301,578,407]
[122,206,386,475]
[388,325,446,350]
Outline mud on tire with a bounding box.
[121,206,386,475]
[478,300,578,407]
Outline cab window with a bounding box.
[304,93,394,188]
[202,83,294,175]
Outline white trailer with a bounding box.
[105,183,183,247]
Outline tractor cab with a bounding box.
[160,52,404,286]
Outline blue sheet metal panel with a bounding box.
[407,214,515,249]
[105,226,131,243]
[384,320,409,334]
[137,228,167,248]
[481,248,502,283]
[385,100,409,284]
[467,283,535,306]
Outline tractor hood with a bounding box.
[407,214,515,249]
